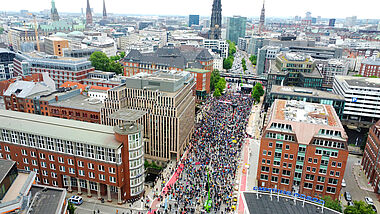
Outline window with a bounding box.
[312,167,316,173]
[32,160,37,166]
[326,186,336,193]
[50,163,56,170]
[78,161,84,167]
[99,174,105,181]
[275,152,281,158]
[69,168,75,174]
[281,178,290,184]
[283,162,287,167]
[261,166,270,172]
[284,154,289,159]
[58,157,64,163]
[79,170,85,176]
[266,159,271,165]
[305,174,314,181]
[260,174,269,181]
[6,154,11,160]
[319,168,327,174]
[268,151,272,156]
[308,158,312,163]
[39,153,45,159]
[59,166,65,172]
[109,176,116,183]
[289,154,294,160]
[321,160,329,166]
[271,176,278,182]
[41,162,46,168]
[109,167,116,174]
[37,136,45,149]
[56,139,64,153]
[297,156,304,161]
[47,138,55,151]
[23,158,28,164]
[262,159,266,164]
[43,178,49,184]
[330,170,334,176]
[42,170,48,176]
[21,149,27,156]
[306,166,311,172]
[66,141,74,154]
[98,165,105,172]
[88,163,94,170]
[335,171,340,177]
[86,145,95,159]
[52,180,58,186]
[76,143,84,156]
[282,170,291,176]
[316,184,324,191]
[295,172,301,178]
[272,168,279,174]
[51,172,57,178]
[274,161,280,166]
[269,142,273,147]
[97,147,105,160]
[317,176,325,182]
[285,145,290,150]
[304,182,313,189]
[288,163,292,168]
[332,161,336,167]
[314,158,318,164]
[89,172,95,179]
[298,147,306,152]
[337,162,342,168]
[295,165,303,170]
[49,155,55,161]
[263,150,267,155]
[328,178,338,185]
[276,143,283,149]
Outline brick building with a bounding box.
[362,120,380,193]
[0,109,145,202]
[45,37,69,57]
[185,68,211,100]
[121,46,213,77]
[0,73,45,96]
[359,57,380,77]
[257,100,348,200]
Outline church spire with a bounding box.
[259,0,265,34]
[209,0,222,39]
[86,0,93,25]
[51,0,60,21]
[103,0,107,19]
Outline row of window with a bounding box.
[265,132,296,142]
[312,139,345,149]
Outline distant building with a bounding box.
[86,0,93,25]
[259,0,265,34]
[362,120,380,193]
[203,39,228,58]
[121,46,213,77]
[256,46,280,75]
[50,0,60,21]
[0,159,67,214]
[0,48,16,80]
[345,16,357,27]
[101,71,195,162]
[238,37,250,51]
[268,53,323,89]
[0,109,145,202]
[329,19,336,27]
[189,15,200,27]
[209,0,222,39]
[247,37,265,56]
[0,73,47,96]
[8,27,37,51]
[267,85,345,119]
[44,37,69,56]
[318,59,349,88]
[81,33,117,57]
[257,100,348,200]
[333,75,380,127]
[186,68,211,100]
[226,16,247,44]
[287,46,343,60]
[359,57,380,77]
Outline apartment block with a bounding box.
[0,109,145,202]
[257,100,348,200]
[101,71,195,162]
[359,57,380,77]
[362,120,380,193]
[45,37,69,56]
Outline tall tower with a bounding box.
[103,0,107,19]
[259,0,265,34]
[50,0,60,21]
[209,0,222,40]
[86,0,93,25]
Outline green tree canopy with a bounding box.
[254,82,264,96]
[213,88,221,97]
[344,200,376,214]
[119,51,126,58]
[110,55,121,61]
[0,27,4,34]
[252,88,261,103]
[210,69,221,91]
[90,51,110,71]
[67,202,76,214]
[223,57,233,70]
[249,55,257,65]
[216,78,226,92]
[107,61,123,74]
[322,196,342,212]
[227,40,236,56]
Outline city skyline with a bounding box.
[2,0,380,19]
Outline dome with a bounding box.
[68,31,85,37]
[53,32,67,38]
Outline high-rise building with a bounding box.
[328,19,336,27]
[256,46,280,75]
[0,109,146,202]
[362,120,380,193]
[103,0,107,19]
[0,48,16,80]
[345,16,357,27]
[209,0,222,39]
[86,0,93,26]
[188,15,200,27]
[101,71,195,162]
[259,0,266,34]
[257,99,348,200]
[318,59,349,88]
[50,0,60,21]
[332,75,380,127]
[44,37,69,56]
[226,16,247,44]
[203,39,228,58]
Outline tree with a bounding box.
[89,51,110,71]
[213,88,221,97]
[223,57,233,70]
[249,55,257,65]
[210,69,221,91]
[344,201,376,214]
[254,82,264,96]
[252,88,261,103]
[227,40,236,56]
[110,55,121,61]
[107,61,123,74]
[0,27,4,34]
[67,202,76,214]
[322,196,342,212]
[119,51,126,58]
[216,78,226,92]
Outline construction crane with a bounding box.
[27,13,40,52]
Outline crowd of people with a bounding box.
[154,93,253,213]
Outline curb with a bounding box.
[352,165,374,192]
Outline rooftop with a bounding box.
[270,85,344,101]
[28,185,66,214]
[0,159,15,185]
[185,68,211,74]
[3,81,54,98]
[269,100,346,145]
[45,37,68,42]
[243,192,340,214]
[0,110,121,149]
[361,57,380,66]
[335,75,380,88]
[49,94,103,112]
[109,109,147,122]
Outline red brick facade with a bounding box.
[362,120,380,193]
[359,61,380,77]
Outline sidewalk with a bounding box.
[352,163,374,192]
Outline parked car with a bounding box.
[371,205,377,213]
[365,197,374,205]
[342,179,346,187]
[68,195,83,205]
[344,192,352,201]
[347,201,354,206]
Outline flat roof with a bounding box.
[185,68,210,74]
[270,85,344,100]
[243,192,340,214]
[0,159,15,184]
[109,109,147,122]
[2,172,30,203]
[0,110,121,149]
[29,185,66,214]
[335,75,380,88]
[49,94,103,112]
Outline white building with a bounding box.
[82,33,117,57]
[333,75,380,126]
[318,59,349,87]
[209,51,223,71]
[203,39,228,58]
[88,88,108,103]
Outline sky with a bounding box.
[3,0,380,19]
